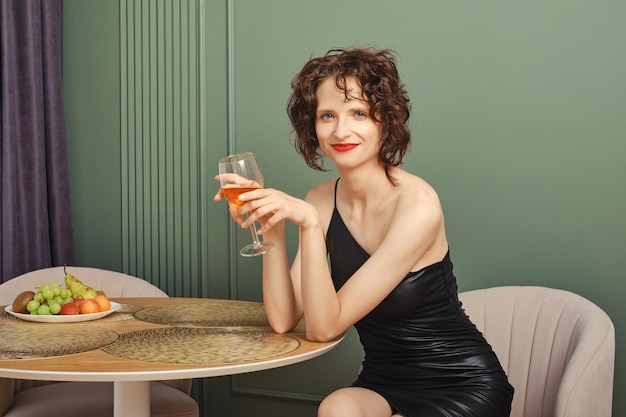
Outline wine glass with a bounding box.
[218,152,275,257]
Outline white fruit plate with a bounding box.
[4,302,121,323]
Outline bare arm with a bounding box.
[261,221,302,333]
[241,187,323,333]
[214,176,310,332]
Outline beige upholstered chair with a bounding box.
[0,266,199,417]
[459,286,615,417]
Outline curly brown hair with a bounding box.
[287,47,411,180]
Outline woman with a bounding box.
[216,48,513,417]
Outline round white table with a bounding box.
[0,297,343,417]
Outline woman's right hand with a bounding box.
[236,187,320,235]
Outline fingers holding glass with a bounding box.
[217,152,275,257]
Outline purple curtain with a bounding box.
[0,0,74,282]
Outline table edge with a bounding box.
[0,335,344,382]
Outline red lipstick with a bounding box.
[332,144,358,152]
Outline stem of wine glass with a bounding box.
[246,213,263,249]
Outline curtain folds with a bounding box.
[0,0,74,282]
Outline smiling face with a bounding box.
[314,77,382,171]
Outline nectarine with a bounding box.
[60,302,79,315]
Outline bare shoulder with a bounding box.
[396,172,442,214]
[390,172,448,268]
[305,179,336,204]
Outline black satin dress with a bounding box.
[326,188,514,417]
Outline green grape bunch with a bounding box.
[25,282,74,315]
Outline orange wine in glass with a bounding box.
[218,152,275,256]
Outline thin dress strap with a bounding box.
[334,178,340,209]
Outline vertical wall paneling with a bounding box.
[120,0,204,297]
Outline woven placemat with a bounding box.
[86,303,142,323]
[0,307,18,323]
[0,324,119,359]
[134,301,269,327]
[103,327,299,364]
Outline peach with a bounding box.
[94,295,111,312]
[79,299,101,314]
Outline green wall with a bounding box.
[64,1,624,416]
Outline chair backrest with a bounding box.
[459,286,615,417]
[0,266,168,305]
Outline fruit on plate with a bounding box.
[64,269,98,300]
[79,299,101,314]
[25,282,73,315]
[60,302,80,315]
[9,269,112,316]
[12,290,36,313]
[94,294,111,311]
